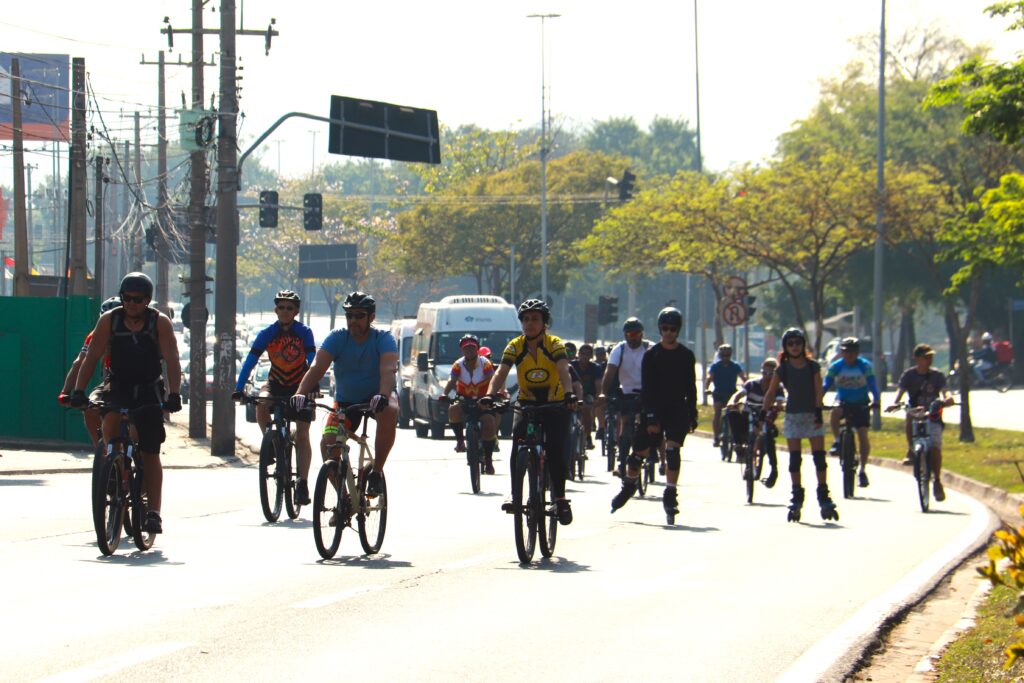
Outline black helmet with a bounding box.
[459,334,480,348]
[840,336,860,352]
[100,296,122,314]
[517,298,551,324]
[781,327,806,348]
[274,289,301,306]
[119,272,153,298]
[657,307,682,328]
[343,291,376,314]
[622,317,643,333]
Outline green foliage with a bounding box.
[978,505,1024,670]
[583,115,699,178]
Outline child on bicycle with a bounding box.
[726,358,784,488]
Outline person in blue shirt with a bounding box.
[704,344,747,448]
[823,337,881,488]
[291,291,399,497]
[233,290,317,505]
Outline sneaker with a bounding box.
[143,511,163,534]
[762,469,778,489]
[328,510,341,527]
[901,450,914,466]
[555,499,573,525]
[659,463,666,476]
[713,438,721,448]
[454,441,466,453]
[663,488,679,515]
[934,480,946,502]
[484,456,495,475]
[366,470,384,497]
[586,437,595,450]
[295,479,311,506]
[858,470,869,488]
[829,440,840,455]
[611,479,638,512]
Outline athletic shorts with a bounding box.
[835,402,870,429]
[633,412,689,451]
[323,391,397,436]
[783,411,825,440]
[100,381,166,453]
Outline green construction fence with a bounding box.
[0,295,99,445]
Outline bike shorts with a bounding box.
[259,383,313,423]
[100,381,166,453]
[633,412,689,451]
[712,392,734,407]
[836,402,870,429]
[323,391,397,436]
[725,410,750,446]
[447,401,497,441]
[512,404,570,497]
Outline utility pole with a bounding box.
[26,162,35,267]
[132,111,145,272]
[211,0,278,456]
[11,58,29,296]
[527,13,559,304]
[69,58,89,295]
[140,51,171,314]
[121,140,131,284]
[871,0,886,430]
[94,155,106,297]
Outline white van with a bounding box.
[390,316,418,429]
[410,295,521,439]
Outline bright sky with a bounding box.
[0,0,1020,184]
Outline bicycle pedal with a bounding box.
[501,501,516,514]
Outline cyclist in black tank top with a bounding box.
[72,273,182,535]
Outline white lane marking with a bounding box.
[291,584,385,609]
[777,494,996,683]
[41,641,191,682]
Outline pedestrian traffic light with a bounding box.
[746,295,757,319]
[303,192,323,231]
[618,170,636,202]
[259,190,278,228]
[598,295,620,325]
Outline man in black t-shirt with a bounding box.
[571,343,605,449]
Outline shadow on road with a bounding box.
[845,496,892,503]
[459,491,503,498]
[84,548,183,566]
[921,508,969,516]
[0,478,47,486]
[745,502,787,508]
[523,556,592,573]
[317,553,413,569]
[625,520,721,533]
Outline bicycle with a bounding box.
[92,404,159,555]
[243,394,303,522]
[602,397,619,472]
[719,411,734,462]
[834,402,861,499]
[496,400,565,565]
[567,408,586,481]
[311,402,388,559]
[457,396,493,494]
[898,400,946,513]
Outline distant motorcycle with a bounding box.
[947,360,1013,393]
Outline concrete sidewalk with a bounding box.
[0,418,253,476]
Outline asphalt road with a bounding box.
[0,417,995,682]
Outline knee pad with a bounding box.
[627,454,644,470]
[813,450,827,471]
[665,447,681,470]
[788,450,802,473]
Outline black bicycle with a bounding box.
[567,409,586,481]
[92,404,158,555]
[496,401,565,564]
[897,401,947,513]
[834,403,860,499]
[457,396,494,494]
[243,394,304,522]
[719,411,734,462]
[602,397,619,472]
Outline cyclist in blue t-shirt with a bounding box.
[290,291,399,497]
[822,337,880,488]
[704,344,747,447]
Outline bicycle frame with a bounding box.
[834,403,860,499]
[92,404,156,554]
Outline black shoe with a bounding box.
[762,469,778,489]
[556,499,573,526]
[858,470,869,488]
[586,438,595,450]
[143,511,163,534]
[934,480,946,502]
[663,487,679,515]
[611,479,638,512]
[713,438,721,448]
[829,440,840,455]
[366,470,384,497]
[295,478,311,505]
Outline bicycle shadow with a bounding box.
[922,508,968,516]
[625,520,720,533]
[845,496,892,503]
[746,502,787,508]
[317,553,413,569]
[84,548,183,566]
[566,479,611,488]
[459,491,503,498]
[517,556,592,573]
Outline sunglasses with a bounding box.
[785,339,804,347]
[659,326,679,333]
[345,311,368,320]
[625,331,642,338]
[276,305,297,312]
[121,294,147,304]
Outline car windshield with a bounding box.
[401,337,413,365]
[433,331,521,365]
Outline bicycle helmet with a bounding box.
[781,327,806,348]
[657,307,683,328]
[99,296,122,314]
[459,334,480,349]
[839,337,860,352]
[622,317,643,334]
[342,291,376,314]
[478,346,492,358]
[119,272,153,298]
[517,298,550,324]
[981,331,993,343]
[274,289,301,306]
[718,343,733,354]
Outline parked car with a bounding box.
[243,361,272,422]
[390,316,417,429]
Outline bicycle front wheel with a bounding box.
[358,466,388,555]
[130,462,156,551]
[283,440,300,520]
[720,420,732,461]
[915,444,930,513]
[259,432,284,522]
[313,460,345,559]
[603,423,616,472]
[841,430,856,499]
[468,425,482,494]
[512,448,536,564]
[744,445,756,504]
[93,453,126,556]
[635,458,648,497]
[538,464,556,559]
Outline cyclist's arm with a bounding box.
[378,351,398,395]
[303,327,316,367]
[761,373,780,410]
[74,314,112,393]
[866,373,880,404]
[600,363,619,397]
[156,315,182,393]
[727,387,746,407]
[61,349,88,394]
[703,368,714,393]
[821,369,835,394]
[296,349,333,397]
[887,388,906,411]
[440,377,457,397]
[556,358,575,399]
[234,350,263,393]
[487,362,511,396]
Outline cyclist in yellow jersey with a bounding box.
[483,299,578,525]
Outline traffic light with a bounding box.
[598,295,620,325]
[746,295,757,319]
[303,192,323,231]
[259,190,278,228]
[618,169,636,202]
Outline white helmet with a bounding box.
[981,332,993,342]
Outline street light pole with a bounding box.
[871,0,886,430]
[527,12,559,304]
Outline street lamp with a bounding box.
[527,12,560,303]
[871,0,886,429]
[308,129,318,178]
